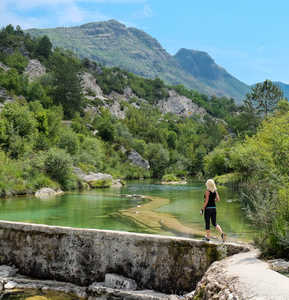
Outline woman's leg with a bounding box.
[204,210,211,239]
[212,209,226,241]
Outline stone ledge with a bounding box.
[0,221,250,295]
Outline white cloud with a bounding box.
[132,3,153,19]
[1,0,146,10]
[0,0,112,29]
[143,4,152,17]
[0,0,146,29]
[55,4,108,27]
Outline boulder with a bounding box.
[104,273,138,290]
[74,169,113,188]
[0,62,9,72]
[4,281,17,289]
[111,179,125,188]
[0,265,18,277]
[24,59,46,82]
[0,89,15,111]
[35,188,63,199]
[128,150,150,170]
[268,258,289,273]
[81,72,106,100]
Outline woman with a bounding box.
[201,179,226,242]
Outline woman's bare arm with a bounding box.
[216,191,220,202]
[203,190,209,210]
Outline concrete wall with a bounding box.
[0,221,248,294]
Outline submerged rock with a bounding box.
[161,180,187,185]
[35,188,63,199]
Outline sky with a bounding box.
[1,0,289,85]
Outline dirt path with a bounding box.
[226,250,289,299]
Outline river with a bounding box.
[0,180,254,242]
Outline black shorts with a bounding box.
[204,208,217,230]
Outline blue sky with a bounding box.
[0,0,289,85]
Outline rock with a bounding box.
[157,90,207,119]
[24,59,46,82]
[88,282,173,299]
[0,265,18,277]
[127,150,150,169]
[111,179,125,188]
[104,273,138,290]
[35,188,63,199]
[268,258,289,273]
[4,281,17,289]
[0,88,15,105]
[184,290,195,299]
[0,62,9,72]
[81,72,107,100]
[74,169,113,188]
[161,181,187,185]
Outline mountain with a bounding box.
[26,20,249,101]
[174,49,250,101]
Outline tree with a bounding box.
[51,51,83,118]
[36,36,52,59]
[245,80,283,117]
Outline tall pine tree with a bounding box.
[245,80,283,117]
[51,51,83,118]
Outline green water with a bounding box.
[0,180,254,241]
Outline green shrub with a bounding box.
[58,128,79,155]
[44,148,73,188]
[4,50,28,72]
[162,174,178,182]
[88,179,112,188]
[241,181,289,259]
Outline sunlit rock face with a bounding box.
[157,90,206,119]
[24,59,46,82]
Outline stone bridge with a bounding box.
[0,221,249,295]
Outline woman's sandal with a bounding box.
[202,236,210,241]
[221,233,226,242]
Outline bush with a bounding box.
[241,181,289,259]
[58,129,79,155]
[162,174,178,182]
[44,148,73,188]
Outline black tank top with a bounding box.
[205,191,216,208]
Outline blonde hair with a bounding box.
[206,179,217,192]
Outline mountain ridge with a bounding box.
[26,19,250,101]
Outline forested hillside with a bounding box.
[0,24,257,194]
